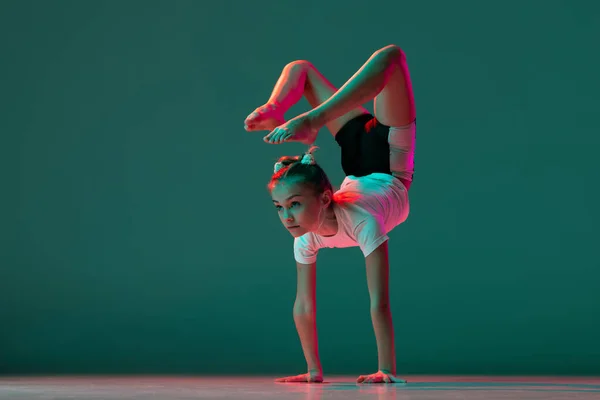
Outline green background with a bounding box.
[2,0,598,376]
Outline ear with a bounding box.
[321,190,333,208]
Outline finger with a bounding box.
[383,375,391,383]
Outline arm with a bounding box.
[293,261,322,376]
[364,240,397,375]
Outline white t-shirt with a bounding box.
[293,173,409,264]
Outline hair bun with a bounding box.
[274,161,285,173]
[300,146,319,165]
[273,146,320,174]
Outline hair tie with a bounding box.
[273,146,319,174]
[300,153,314,165]
[300,146,319,165]
[273,161,284,173]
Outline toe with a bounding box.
[244,113,257,123]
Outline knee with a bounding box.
[293,300,315,315]
[375,44,404,63]
[285,60,313,72]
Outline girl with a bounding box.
[244,45,416,384]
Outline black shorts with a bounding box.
[335,113,415,189]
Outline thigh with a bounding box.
[374,47,416,127]
[304,62,370,137]
[388,123,416,190]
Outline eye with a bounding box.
[274,202,300,212]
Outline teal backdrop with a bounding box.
[1,0,599,376]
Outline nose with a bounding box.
[283,210,294,222]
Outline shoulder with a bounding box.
[294,233,320,264]
[294,233,316,248]
[294,233,325,255]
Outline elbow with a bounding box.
[370,298,391,313]
[293,300,315,316]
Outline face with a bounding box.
[271,179,330,237]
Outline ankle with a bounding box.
[267,100,282,110]
[264,101,285,115]
[307,107,327,131]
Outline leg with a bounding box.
[245,60,368,137]
[375,46,416,187]
[264,45,416,146]
[374,45,416,127]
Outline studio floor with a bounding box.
[1,375,599,399]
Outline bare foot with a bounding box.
[263,111,319,145]
[244,103,285,132]
[275,372,323,383]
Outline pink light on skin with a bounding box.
[270,179,335,238]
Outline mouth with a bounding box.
[286,225,300,230]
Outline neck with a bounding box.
[315,205,337,237]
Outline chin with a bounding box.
[289,228,308,237]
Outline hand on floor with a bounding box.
[275,372,323,383]
[356,370,406,384]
